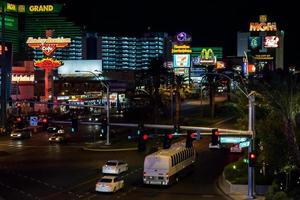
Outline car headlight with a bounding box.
[95,118,99,121]
[55,138,60,141]
[17,134,21,137]
[10,134,13,137]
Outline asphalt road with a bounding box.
[0,128,241,200]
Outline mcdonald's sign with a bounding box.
[199,48,216,65]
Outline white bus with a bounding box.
[143,142,196,185]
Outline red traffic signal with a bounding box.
[249,152,256,167]
[143,133,149,140]
[167,133,173,139]
[249,152,256,159]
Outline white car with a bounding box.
[209,142,222,149]
[95,176,124,193]
[102,160,128,174]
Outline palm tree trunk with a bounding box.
[175,85,181,125]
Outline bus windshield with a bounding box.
[144,156,169,170]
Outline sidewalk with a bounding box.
[217,174,265,200]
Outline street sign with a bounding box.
[239,141,250,148]
[30,116,38,126]
[220,137,247,144]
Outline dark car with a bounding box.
[47,126,60,133]
[10,128,32,139]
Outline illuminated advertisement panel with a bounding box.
[248,37,262,50]
[264,36,279,48]
[173,54,191,68]
[58,60,102,76]
[174,68,189,76]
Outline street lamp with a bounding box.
[206,72,256,198]
[75,70,111,145]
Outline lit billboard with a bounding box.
[0,15,18,31]
[58,60,102,76]
[249,15,277,32]
[173,54,191,68]
[264,36,279,48]
[248,37,262,50]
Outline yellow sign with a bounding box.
[29,5,54,12]
[199,48,216,64]
[7,3,17,12]
[254,54,274,60]
[172,45,192,53]
[259,15,267,23]
[18,5,26,13]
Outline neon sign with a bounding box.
[264,36,279,48]
[249,15,277,31]
[171,45,192,53]
[29,5,54,12]
[27,37,71,56]
[199,48,216,65]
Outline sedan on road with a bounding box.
[10,129,32,139]
[48,133,67,143]
[102,160,128,175]
[95,176,124,193]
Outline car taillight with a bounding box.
[143,172,147,176]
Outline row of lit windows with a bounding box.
[102,36,164,40]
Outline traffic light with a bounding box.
[100,118,107,137]
[211,128,220,145]
[163,133,173,149]
[249,152,256,167]
[137,122,144,136]
[71,117,78,133]
[173,124,180,136]
[138,132,148,152]
[186,130,194,148]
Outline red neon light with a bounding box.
[34,58,62,70]
[42,118,48,123]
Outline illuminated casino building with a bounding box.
[0,2,83,61]
[237,15,284,76]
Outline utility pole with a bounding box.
[248,93,255,199]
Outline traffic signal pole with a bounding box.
[248,94,255,199]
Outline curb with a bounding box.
[82,147,138,152]
[217,175,235,200]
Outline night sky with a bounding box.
[16,0,300,67]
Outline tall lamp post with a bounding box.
[207,72,256,198]
[75,70,110,145]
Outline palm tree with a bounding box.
[254,70,300,167]
[135,57,170,123]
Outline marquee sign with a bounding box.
[264,36,279,48]
[249,15,277,32]
[171,45,192,54]
[27,37,71,56]
[27,32,70,100]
